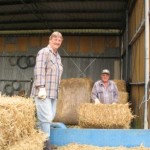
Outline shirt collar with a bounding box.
[47,45,58,56]
[99,80,111,86]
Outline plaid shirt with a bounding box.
[91,80,118,104]
[31,46,63,99]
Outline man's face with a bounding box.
[49,37,63,51]
[101,73,110,83]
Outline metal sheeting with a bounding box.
[0,34,121,96]
[61,57,119,81]
[59,41,121,81]
[0,56,33,96]
[0,47,120,96]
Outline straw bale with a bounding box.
[0,96,36,148]
[67,125,81,128]
[54,78,94,125]
[113,80,126,92]
[78,103,134,129]
[57,143,150,150]
[118,91,129,104]
[7,130,47,150]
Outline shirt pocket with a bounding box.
[108,87,113,93]
[46,60,56,75]
[108,88,113,100]
[97,88,103,98]
[97,88,103,93]
[48,58,56,68]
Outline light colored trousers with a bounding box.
[34,97,57,137]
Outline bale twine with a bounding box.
[118,91,129,104]
[7,130,47,150]
[54,78,94,125]
[58,143,150,150]
[113,80,126,92]
[78,103,134,129]
[0,96,36,149]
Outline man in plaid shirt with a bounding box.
[91,69,118,104]
[31,31,63,150]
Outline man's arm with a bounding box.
[91,83,100,103]
[34,50,47,87]
[113,83,119,103]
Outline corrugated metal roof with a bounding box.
[0,0,132,35]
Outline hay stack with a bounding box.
[54,78,93,125]
[118,91,129,104]
[78,103,133,129]
[57,143,150,150]
[0,96,47,149]
[7,130,47,150]
[113,80,126,92]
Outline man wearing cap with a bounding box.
[31,31,63,150]
[91,69,118,104]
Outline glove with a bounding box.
[38,88,46,100]
[94,98,101,104]
[112,102,116,105]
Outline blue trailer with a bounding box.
[50,127,150,148]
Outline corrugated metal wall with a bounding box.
[61,36,120,80]
[0,36,40,97]
[128,0,148,128]
[0,35,120,97]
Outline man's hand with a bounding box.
[38,88,46,100]
[94,98,101,104]
[112,102,116,105]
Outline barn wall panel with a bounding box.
[0,34,120,97]
[66,36,78,53]
[18,37,28,52]
[128,0,146,128]
[0,37,4,53]
[80,36,91,54]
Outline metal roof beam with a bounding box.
[0,0,126,5]
[0,9,125,15]
[0,30,122,36]
[0,0,33,5]
[0,25,124,30]
[0,19,123,24]
[36,0,126,2]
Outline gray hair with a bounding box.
[49,31,63,40]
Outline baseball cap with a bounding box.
[101,69,110,74]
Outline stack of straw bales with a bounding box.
[54,78,93,125]
[113,80,128,104]
[0,96,47,150]
[57,143,150,150]
[78,103,134,129]
[113,80,126,92]
[118,91,129,104]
